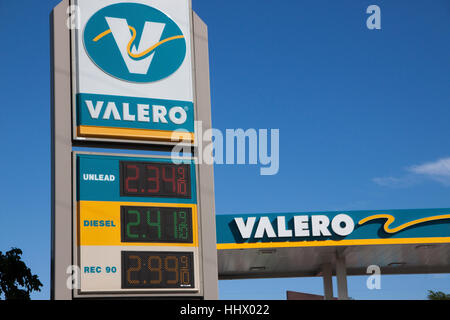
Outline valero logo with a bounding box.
[83,3,187,83]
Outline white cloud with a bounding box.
[408,157,450,186]
[373,157,450,187]
[372,175,417,188]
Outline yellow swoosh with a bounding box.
[358,214,450,234]
[93,29,112,42]
[93,26,184,60]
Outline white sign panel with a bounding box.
[72,0,195,143]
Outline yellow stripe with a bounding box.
[93,29,112,42]
[79,201,198,247]
[358,214,450,234]
[77,125,194,143]
[93,26,184,59]
[216,237,450,250]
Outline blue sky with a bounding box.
[0,0,449,299]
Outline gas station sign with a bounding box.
[52,0,217,299]
[216,210,450,250]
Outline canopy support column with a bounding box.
[321,263,334,300]
[336,252,349,300]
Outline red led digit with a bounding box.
[178,166,186,180]
[162,165,176,192]
[125,164,139,193]
[177,167,187,195]
[146,165,160,194]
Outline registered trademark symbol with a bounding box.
[184,106,189,111]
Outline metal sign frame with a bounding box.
[72,151,203,298]
[69,0,198,146]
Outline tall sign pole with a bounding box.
[51,0,218,299]
[51,0,72,300]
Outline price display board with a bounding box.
[121,206,193,243]
[74,152,200,295]
[120,162,191,199]
[122,252,194,289]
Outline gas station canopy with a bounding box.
[216,209,450,279]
